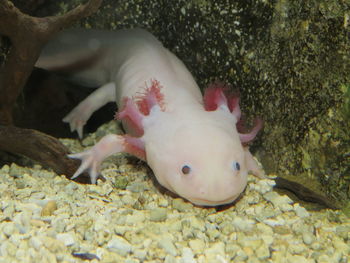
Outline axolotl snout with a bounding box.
[35,28,263,206]
[146,118,248,206]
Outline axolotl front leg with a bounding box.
[63,82,116,139]
[69,133,144,183]
[68,134,139,183]
[68,83,162,184]
[69,97,147,183]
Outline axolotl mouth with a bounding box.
[187,194,242,207]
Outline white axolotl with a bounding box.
[36,28,264,206]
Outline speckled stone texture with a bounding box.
[0,121,349,262]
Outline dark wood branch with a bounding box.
[0,125,90,183]
[0,0,102,181]
[11,1,51,16]
[274,177,340,210]
[0,0,102,125]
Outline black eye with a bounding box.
[181,165,191,175]
[233,162,240,171]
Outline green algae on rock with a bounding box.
[250,1,350,208]
[298,95,350,210]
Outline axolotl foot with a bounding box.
[69,150,100,184]
[63,106,89,139]
[68,134,125,183]
[69,134,145,184]
[63,82,116,139]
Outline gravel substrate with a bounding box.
[0,122,349,263]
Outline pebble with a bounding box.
[250,178,275,194]
[2,222,16,237]
[256,243,270,259]
[158,197,169,207]
[288,243,306,254]
[158,236,178,256]
[336,225,350,239]
[126,210,146,224]
[30,192,46,199]
[188,239,206,254]
[302,232,315,245]
[133,249,147,261]
[172,198,193,212]
[125,258,140,263]
[181,247,196,263]
[263,191,293,207]
[41,236,67,253]
[122,194,137,206]
[294,204,310,217]
[188,216,205,231]
[106,236,133,256]
[56,233,75,246]
[263,218,286,227]
[205,242,225,257]
[232,217,255,231]
[41,200,57,216]
[164,254,176,263]
[280,203,294,212]
[29,236,43,250]
[126,181,148,193]
[286,254,313,263]
[149,208,167,222]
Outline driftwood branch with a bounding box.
[0,0,102,181]
[274,177,340,210]
[0,0,103,124]
[0,125,90,183]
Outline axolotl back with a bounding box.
[36,28,264,206]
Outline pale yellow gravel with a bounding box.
[0,121,349,263]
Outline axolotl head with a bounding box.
[144,107,258,206]
[123,81,263,206]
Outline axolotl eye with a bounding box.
[181,165,191,175]
[232,161,240,171]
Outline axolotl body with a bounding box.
[36,28,263,206]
